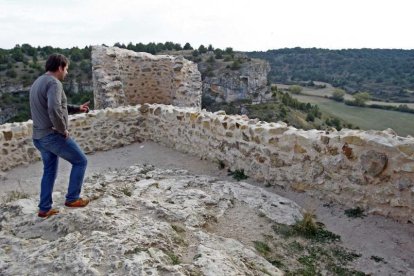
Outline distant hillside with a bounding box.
[248,48,414,102]
[0,44,93,123]
[0,44,92,92]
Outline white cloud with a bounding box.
[0,0,413,50]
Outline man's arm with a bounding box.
[47,81,67,135]
[68,101,90,114]
[67,104,81,114]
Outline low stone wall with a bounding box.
[0,107,143,172]
[1,104,413,222]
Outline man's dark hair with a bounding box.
[45,54,69,72]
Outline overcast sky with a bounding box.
[1,0,413,51]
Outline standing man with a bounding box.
[30,54,90,218]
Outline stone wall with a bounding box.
[92,46,201,109]
[1,104,413,222]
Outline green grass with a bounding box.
[166,251,180,265]
[291,94,414,136]
[272,215,341,243]
[253,241,271,255]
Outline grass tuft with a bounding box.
[120,186,132,197]
[166,251,180,265]
[253,240,271,255]
[2,190,30,203]
[228,169,249,181]
[370,255,386,263]
[344,207,366,218]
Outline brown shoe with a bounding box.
[38,208,59,218]
[65,198,90,208]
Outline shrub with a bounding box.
[344,207,365,218]
[6,69,17,78]
[289,85,302,94]
[230,60,241,70]
[331,88,345,102]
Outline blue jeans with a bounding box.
[33,133,87,212]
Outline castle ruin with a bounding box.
[0,46,413,223]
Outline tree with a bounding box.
[113,42,126,48]
[183,42,193,50]
[82,46,91,59]
[192,50,199,57]
[198,44,207,54]
[146,42,157,54]
[11,46,24,62]
[70,47,83,62]
[173,43,182,51]
[0,52,8,64]
[353,92,371,106]
[289,85,302,94]
[225,47,234,55]
[214,49,223,59]
[80,60,91,74]
[207,44,214,51]
[127,42,135,50]
[21,43,36,56]
[332,88,345,102]
[164,41,175,50]
[326,117,342,130]
[156,42,166,52]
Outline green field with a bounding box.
[291,94,414,137]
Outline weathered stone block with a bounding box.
[3,131,12,141]
[360,150,388,177]
[343,135,366,146]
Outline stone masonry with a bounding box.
[92,46,202,109]
[1,104,413,223]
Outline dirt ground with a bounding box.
[1,141,413,275]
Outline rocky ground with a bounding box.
[0,142,413,275]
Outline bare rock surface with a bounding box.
[0,164,302,275]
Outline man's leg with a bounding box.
[56,137,88,203]
[33,139,59,212]
[35,133,88,204]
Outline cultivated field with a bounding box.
[290,94,414,137]
[276,82,414,109]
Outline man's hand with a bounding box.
[80,101,90,113]
[64,130,70,139]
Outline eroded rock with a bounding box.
[0,165,298,275]
[360,150,388,177]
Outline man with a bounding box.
[30,53,90,218]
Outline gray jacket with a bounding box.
[29,74,80,139]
